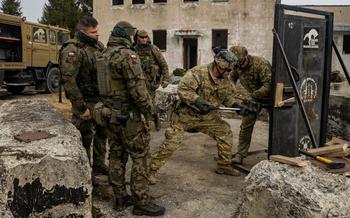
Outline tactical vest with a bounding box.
[61,38,102,101]
[134,44,160,89]
[95,46,124,97]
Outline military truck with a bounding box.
[0,13,70,94]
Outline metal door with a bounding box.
[269,4,334,157]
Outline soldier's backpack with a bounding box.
[95,46,124,96]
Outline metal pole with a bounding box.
[272,29,318,148]
[332,39,350,86]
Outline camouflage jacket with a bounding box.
[134,43,170,91]
[102,36,154,119]
[59,34,105,114]
[231,55,271,101]
[178,62,237,116]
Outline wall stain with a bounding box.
[7,178,88,218]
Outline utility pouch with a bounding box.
[93,102,111,127]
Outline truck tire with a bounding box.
[45,67,60,93]
[6,85,25,94]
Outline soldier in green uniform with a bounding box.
[134,30,170,99]
[59,16,108,177]
[93,21,165,216]
[229,46,272,164]
[148,49,248,184]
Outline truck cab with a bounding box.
[0,13,70,94]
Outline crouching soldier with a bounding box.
[148,49,251,184]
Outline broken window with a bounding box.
[154,0,167,2]
[112,0,124,5]
[212,29,228,49]
[132,0,145,4]
[153,30,167,51]
[343,35,350,54]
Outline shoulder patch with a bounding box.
[68,52,76,57]
[130,54,138,60]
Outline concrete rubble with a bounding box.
[237,160,350,218]
[0,100,92,218]
[328,82,350,141]
[155,84,179,121]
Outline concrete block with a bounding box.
[236,160,350,218]
[0,100,92,218]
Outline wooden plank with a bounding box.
[325,148,350,158]
[274,83,284,108]
[326,137,349,146]
[270,155,309,167]
[307,144,348,156]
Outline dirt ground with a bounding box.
[0,88,269,217]
[0,87,72,119]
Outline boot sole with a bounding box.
[132,208,165,216]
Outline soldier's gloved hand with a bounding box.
[194,97,217,114]
[231,102,251,116]
[161,81,169,88]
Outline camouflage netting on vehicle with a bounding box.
[0,100,92,218]
[236,160,350,218]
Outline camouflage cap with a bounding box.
[137,29,148,37]
[229,46,248,62]
[214,49,238,69]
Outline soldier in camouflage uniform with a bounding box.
[95,21,165,216]
[148,49,246,184]
[134,30,170,99]
[229,46,272,164]
[59,16,108,176]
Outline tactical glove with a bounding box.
[194,97,216,114]
[231,102,252,116]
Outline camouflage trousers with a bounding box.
[107,112,151,204]
[71,113,107,169]
[236,111,259,157]
[150,112,234,172]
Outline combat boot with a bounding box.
[114,195,136,211]
[215,163,241,176]
[132,202,166,216]
[148,170,157,185]
[231,153,244,164]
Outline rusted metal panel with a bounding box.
[14,130,56,143]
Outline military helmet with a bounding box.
[137,29,148,37]
[214,49,238,69]
[114,21,136,36]
[229,46,248,63]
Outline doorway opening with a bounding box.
[183,38,198,70]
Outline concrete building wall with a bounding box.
[306,5,350,74]
[93,0,275,71]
